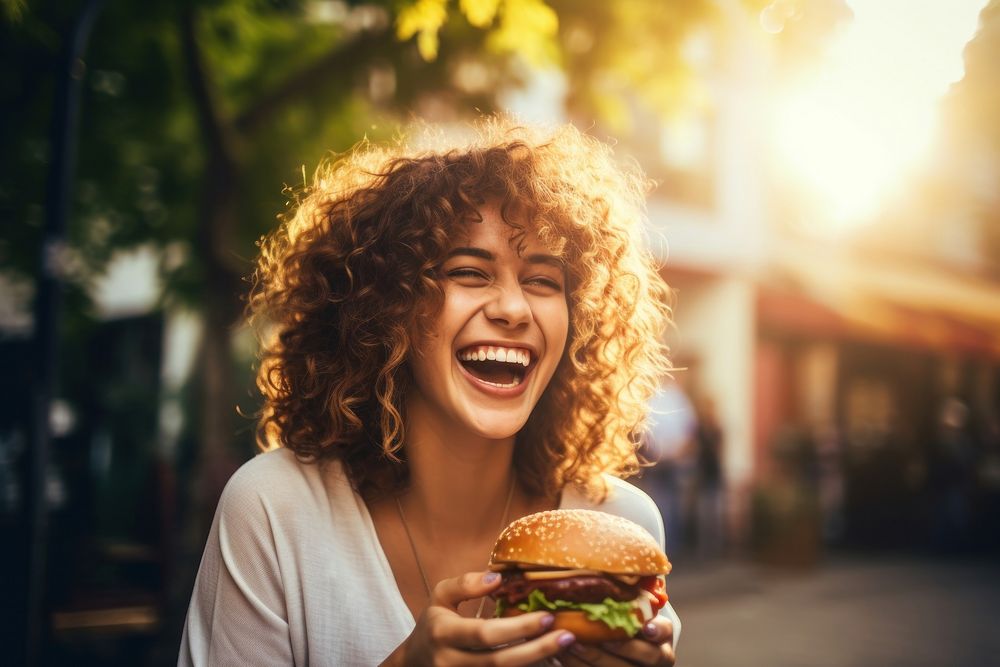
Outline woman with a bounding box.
[180,118,679,666]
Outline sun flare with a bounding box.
[769,0,987,232]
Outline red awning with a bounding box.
[762,241,1000,359]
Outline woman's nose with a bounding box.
[483,284,532,328]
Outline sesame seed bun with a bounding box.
[489,509,671,575]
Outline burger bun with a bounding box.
[490,509,671,575]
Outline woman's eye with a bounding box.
[526,276,563,291]
[447,268,489,282]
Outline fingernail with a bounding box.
[557,631,576,648]
[540,613,555,630]
[482,572,500,584]
[642,621,658,638]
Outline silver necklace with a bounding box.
[395,477,516,619]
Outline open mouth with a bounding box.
[457,345,533,389]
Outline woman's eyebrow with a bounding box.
[446,247,564,269]
[446,247,492,260]
[524,253,565,270]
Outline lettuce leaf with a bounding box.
[499,589,642,636]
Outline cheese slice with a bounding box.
[522,568,602,580]
[519,569,644,585]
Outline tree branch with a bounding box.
[179,5,238,165]
[234,26,394,138]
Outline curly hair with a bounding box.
[248,116,672,501]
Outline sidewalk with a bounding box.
[667,555,1000,667]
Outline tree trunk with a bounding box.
[194,150,244,532]
[177,2,247,538]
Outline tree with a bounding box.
[3,0,562,531]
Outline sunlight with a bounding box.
[769,0,987,231]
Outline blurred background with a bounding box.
[2,0,999,665]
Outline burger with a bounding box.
[489,509,671,643]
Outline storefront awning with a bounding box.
[763,241,1000,359]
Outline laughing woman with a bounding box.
[179,118,679,666]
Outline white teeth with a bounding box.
[457,345,532,366]
[482,377,522,388]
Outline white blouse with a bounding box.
[179,447,680,666]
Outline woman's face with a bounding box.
[407,203,569,442]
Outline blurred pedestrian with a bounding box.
[641,378,697,555]
[178,118,680,666]
[693,395,725,559]
[974,418,1000,551]
[929,397,976,552]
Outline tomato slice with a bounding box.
[638,575,669,610]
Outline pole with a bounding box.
[26,0,107,663]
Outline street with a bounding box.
[667,555,1000,667]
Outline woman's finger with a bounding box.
[563,644,635,666]
[430,611,556,649]
[432,629,576,667]
[639,618,674,647]
[432,571,503,609]
[484,629,578,666]
[597,617,676,665]
[549,616,678,666]
[597,640,665,666]
[553,651,596,667]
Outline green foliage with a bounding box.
[1,1,385,311]
[486,0,558,66]
[2,1,194,297]
[2,0,538,312]
[1,0,26,22]
[197,0,345,113]
[397,0,558,64]
[397,0,448,60]
[460,0,499,28]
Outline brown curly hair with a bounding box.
[248,116,672,501]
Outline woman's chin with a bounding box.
[464,414,529,442]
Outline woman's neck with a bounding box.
[400,397,520,544]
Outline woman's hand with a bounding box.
[382,571,576,666]
[555,617,675,666]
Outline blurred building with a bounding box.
[579,5,1000,555]
[0,248,198,658]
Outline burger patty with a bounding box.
[494,573,640,605]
